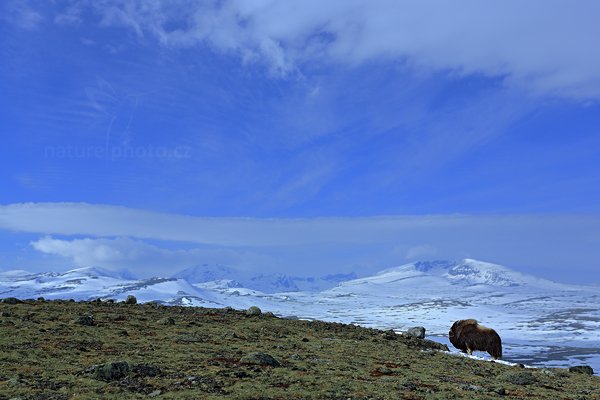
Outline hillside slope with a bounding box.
[0,299,598,399]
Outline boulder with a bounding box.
[381,329,398,340]
[239,352,280,367]
[1,297,21,305]
[75,315,95,326]
[93,361,130,381]
[405,326,426,339]
[246,306,262,316]
[158,317,175,325]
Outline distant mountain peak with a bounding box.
[62,266,136,280]
[172,264,237,283]
[366,258,554,288]
[412,260,457,272]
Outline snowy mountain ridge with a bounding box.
[172,263,357,293]
[372,259,563,288]
[1,259,599,372]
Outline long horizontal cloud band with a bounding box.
[1,203,598,247]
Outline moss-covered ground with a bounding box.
[0,299,598,399]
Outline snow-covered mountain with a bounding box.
[340,259,569,294]
[1,259,599,372]
[0,267,223,307]
[171,263,356,293]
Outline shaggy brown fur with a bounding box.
[449,319,502,359]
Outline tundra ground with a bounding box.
[0,300,598,399]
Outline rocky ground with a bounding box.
[0,298,598,399]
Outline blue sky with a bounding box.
[1,1,600,283]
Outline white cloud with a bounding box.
[0,202,598,250]
[2,1,43,30]
[29,235,273,276]
[84,0,600,99]
[404,244,438,260]
[2,202,600,281]
[31,236,162,266]
[54,3,84,26]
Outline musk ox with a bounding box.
[449,319,502,359]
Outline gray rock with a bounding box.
[239,352,280,367]
[381,329,397,340]
[540,368,556,377]
[460,384,485,392]
[158,317,175,325]
[569,365,594,375]
[405,326,426,339]
[124,295,137,305]
[7,376,24,386]
[246,306,262,316]
[93,361,130,381]
[223,331,238,339]
[75,315,95,326]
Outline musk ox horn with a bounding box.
[448,319,502,359]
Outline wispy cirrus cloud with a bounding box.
[78,0,600,99]
[1,1,43,30]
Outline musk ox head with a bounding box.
[449,319,502,359]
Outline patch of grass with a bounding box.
[0,300,598,399]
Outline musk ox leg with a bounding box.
[466,347,473,356]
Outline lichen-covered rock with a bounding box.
[381,329,397,340]
[158,317,175,325]
[239,352,280,367]
[569,365,594,375]
[75,315,95,326]
[124,295,137,305]
[246,306,262,316]
[405,326,426,339]
[93,361,130,381]
[223,331,238,339]
[460,384,485,392]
